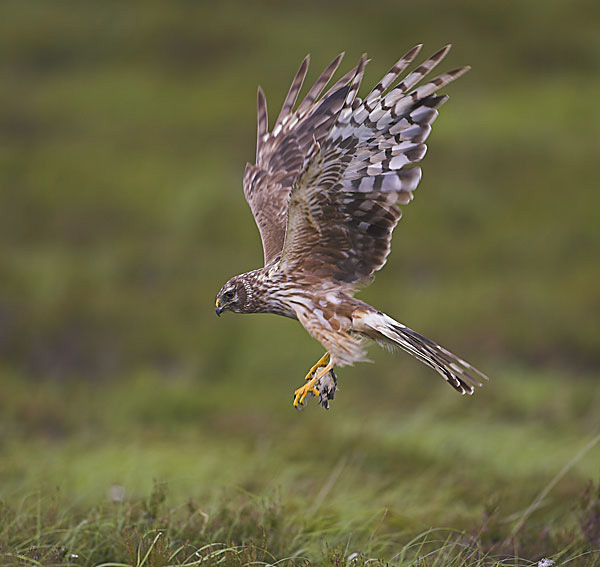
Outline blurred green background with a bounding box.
[1,0,599,563]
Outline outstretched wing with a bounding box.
[243,54,361,265]
[279,45,469,285]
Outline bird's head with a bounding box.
[215,275,249,316]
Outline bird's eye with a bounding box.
[224,291,234,299]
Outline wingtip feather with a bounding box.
[256,86,268,159]
[275,55,311,127]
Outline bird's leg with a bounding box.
[293,359,335,409]
[292,352,330,406]
[304,352,330,382]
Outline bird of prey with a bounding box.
[215,45,488,409]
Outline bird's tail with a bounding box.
[353,309,488,395]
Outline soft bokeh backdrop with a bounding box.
[1,1,599,564]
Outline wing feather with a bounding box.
[364,44,422,106]
[244,47,468,271]
[256,87,268,161]
[296,53,344,118]
[244,54,351,264]
[274,55,310,129]
[279,46,469,286]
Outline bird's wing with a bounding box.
[243,53,361,265]
[279,45,469,285]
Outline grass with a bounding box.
[1,368,600,565]
[1,0,599,565]
[2,482,600,567]
[2,478,600,566]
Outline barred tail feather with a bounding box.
[355,310,488,395]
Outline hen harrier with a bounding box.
[215,45,488,409]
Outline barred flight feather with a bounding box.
[279,46,469,285]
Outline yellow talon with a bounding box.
[293,358,334,408]
[304,352,330,381]
[293,383,319,407]
[293,379,320,407]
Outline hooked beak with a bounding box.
[215,299,223,316]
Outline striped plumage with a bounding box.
[216,45,488,409]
